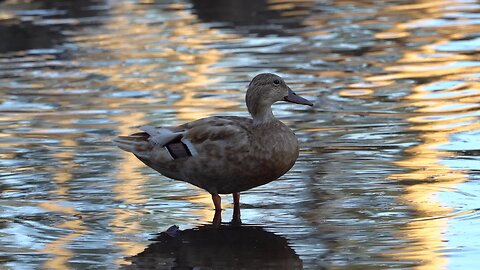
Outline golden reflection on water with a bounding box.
[160,3,239,121]
[39,136,87,270]
[364,1,480,268]
[39,208,87,270]
[267,0,315,17]
[112,111,148,265]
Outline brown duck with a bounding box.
[113,73,313,221]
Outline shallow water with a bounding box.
[1,0,479,269]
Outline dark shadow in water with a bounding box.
[189,0,311,36]
[0,0,104,53]
[123,223,303,269]
[0,22,61,53]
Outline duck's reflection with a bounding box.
[124,222,303,269]
[190,0,311,36]
[0,0,105,53]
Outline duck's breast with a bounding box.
[248,121,299,182]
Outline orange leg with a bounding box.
[211,194,222,212]
[212,194,222,226]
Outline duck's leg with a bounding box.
[232,192,241,223]
[212,194,222,226]
[211,193,222,211]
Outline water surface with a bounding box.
[1,0,479,269]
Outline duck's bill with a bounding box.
[283,88,314,106]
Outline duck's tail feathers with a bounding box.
[112,134,152,158]
[113,126,184,159]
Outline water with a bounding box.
[1,0,479,269]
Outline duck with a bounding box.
[113,73,313,221]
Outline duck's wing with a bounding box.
[180,116,251,145]
[113,116,251,160]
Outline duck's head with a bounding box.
[246,73,313,123]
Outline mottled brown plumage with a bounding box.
[113,73,313,221]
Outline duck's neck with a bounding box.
[250,105,277,126]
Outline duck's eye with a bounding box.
[273,79,280,85]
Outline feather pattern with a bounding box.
[139,126,183,146]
